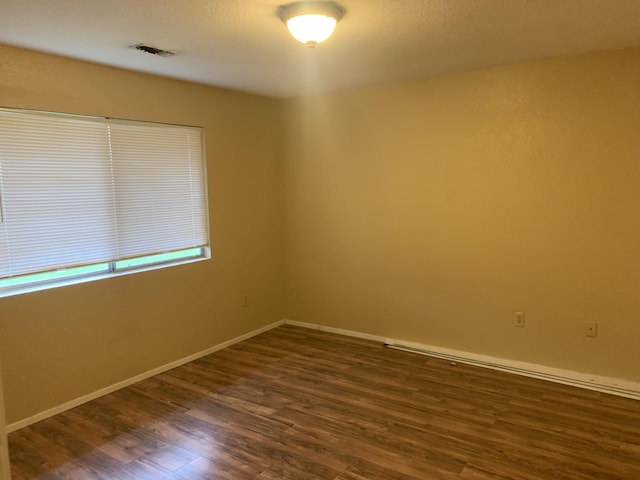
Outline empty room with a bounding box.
[1,1,639,479]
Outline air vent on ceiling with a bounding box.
[129,43,176,57]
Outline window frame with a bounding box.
[0,107,211,298]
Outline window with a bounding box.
[0,107,210,296]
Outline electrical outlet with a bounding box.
[585,322,598,337]
[514,312,525,327]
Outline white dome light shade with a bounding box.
[277,2,345,46]
[286,14,337,45]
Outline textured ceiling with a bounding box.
[2,0,640,98]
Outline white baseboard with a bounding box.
[284,319,640,401]
[285,319,386,342]
[6,319,285,432]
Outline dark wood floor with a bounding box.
[8,325,640,479]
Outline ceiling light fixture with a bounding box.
[277,1,345,47]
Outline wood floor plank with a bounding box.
[9,324,640,479]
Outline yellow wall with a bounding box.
[283,47,640,383]
[0,45,284,423]
[0,356,8,479]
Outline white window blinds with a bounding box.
[0,108,208,280]
[109,122,208,259]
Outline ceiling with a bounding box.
[2,0,640,98]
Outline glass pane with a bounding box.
[0,263,110,289]
[114,248,203,270]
